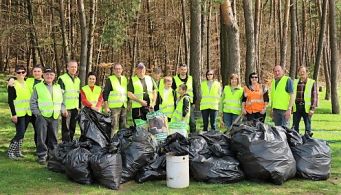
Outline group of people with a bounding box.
[6,61,318,165]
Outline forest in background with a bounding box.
[0,0,340,113]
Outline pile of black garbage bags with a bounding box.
[47,108,332,190]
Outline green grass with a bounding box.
[0,74,340,194]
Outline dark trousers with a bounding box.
[293,104,312,134]
[36,116,58,160]
[132,107,149,125]
[189,105,196,133]
[62,109,78,142]
[245,112,266,123]
[201,109,218,131]
[31,114,38,146]
[12,115,31,142]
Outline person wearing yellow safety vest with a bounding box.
[242,72,269,123]
[8,65,43,148]
[103,63,128,136]
[155,76,176,121]
[200,70,221,131]
[30,67,63,165]
[151,67,162,111]
[221,74,243,130]
[57,60,80,142]
[270,65,295,127]
[172,64,196,132]
[171,84,191,129]
[7,65,32,160]
[80,72,103,111]
[127,63,157,124]
[292,66,318,137]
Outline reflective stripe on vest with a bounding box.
[174,75,194,103]
[200,80,221,111]
[293,78,315,113]
[108,75,127,108]
[131,75,153,108]
[36,82,63,119]
[270,76,290,110]
[222,85,243,115]
[82,85,102,107]
[59,73,80,109]
[13,80,32,117]
[244,84,266,113]
[171,95,190,130]
[159,87,175,118]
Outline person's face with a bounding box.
[87,75,96,86]
[230,77,238,86]
[67,62,78,76]
[207,72,214,80]
[164,78,172,88]
[250,74,258,84]
[273,65,283,79]
[136,67,146,77]
[153,73,161,81]
[179,66,188,76]
[298,67,307,80]
[16,69,26,80]
[114,64,123,76]
[177,87,184,95]
[32,68,43,79]
[43,72,55,84]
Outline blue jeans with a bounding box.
[201,109,218,131]
[272,109,289,127]
[293,104,312,134]
[223,113,239,130]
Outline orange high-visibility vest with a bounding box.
[244,84,266,113]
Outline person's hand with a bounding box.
[104,107,110,113]
[308,110,314,117]
[140,100,148,107]
[149,106,154,112]
[11,115,17,124]
[7,78,15,87]
[260,108,266,115]
[284,109,291,120]
[242,108,247,115]
[91,106,99,112]
[62,110,68,117]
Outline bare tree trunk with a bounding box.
[59,0,70,66]
[181,0,189,65]
[190,0,202,105]
[220,0,240,86]
[201,0,207,73]
[77,0,88,86]
[314,0,328,80]
[86,0,97,73]
[280,0,290,68]
[289,0,297,79]
[0,45,3,72]
[254,0,261,75]
[243,0,255,83]
[51,0,61,75]
[206,0,211,70]
[328,0,340,114]
[323,46,331,100]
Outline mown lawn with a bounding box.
[0,74,340,194]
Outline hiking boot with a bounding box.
[15,139,25,158]
[8,141,19,160]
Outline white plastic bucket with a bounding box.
[166,153,189,188]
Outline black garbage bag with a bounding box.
[291,135,331,180]
[188,135,210,158]
[163,133,190,156]
[65,147,93,184]
[230,122,296,185]
[190,155,244,183]
[47,140,79,173]
[79,107,111,148]
[135,154,166,183]
[90,141,122,190]
[200,131,233,157]
[120,127,158,183]
[285,127,303,147]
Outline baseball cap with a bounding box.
[136,62,145,69]
[44,67,55,73]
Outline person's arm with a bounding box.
[172,77,177,90]
[30,87,41,116]
[310,81,318,112]
[182,96,190,117]
[80,89,93,107]
[150,83,157,108]
[127,79,147,106]
[241,91,247,115]
[286,78,295,112]
[7,86,17,116]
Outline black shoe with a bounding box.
[37,158,47,165]
[305,131,313,137]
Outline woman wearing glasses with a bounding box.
[242,72,269,123]
[7,65,32,160]
[200,70,222,131]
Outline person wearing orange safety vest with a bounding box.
[221,74,243,130]
[242,72,269,123]
[200,70,221,131]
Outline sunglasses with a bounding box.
[207,74,213,76]
[16,71,26,74]
[251,76,258,79]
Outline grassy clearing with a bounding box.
[0,74,340,194]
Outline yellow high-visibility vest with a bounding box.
[82,85,102,108]
[222,85,243,115]
[131,75,154,108]
[58,73,80,110]
[13,80,32,117]
[108,75,127,108]
[159,86,175,118]
[200,80,221,111]
[35,82,63,119]
[174,75,194,103]
[270,76,290,110]
[171,95,190,130]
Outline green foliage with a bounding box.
[100,0,141,49]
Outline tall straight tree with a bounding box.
[59,0,70,66]
[77,0,88,86]
[220,0,240,86]
[328,0,340,114]
[289,0,297,79]
[243,0,255,84]
[280,0,290,68]
[86,0,97,74]
[190,0,201,106]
